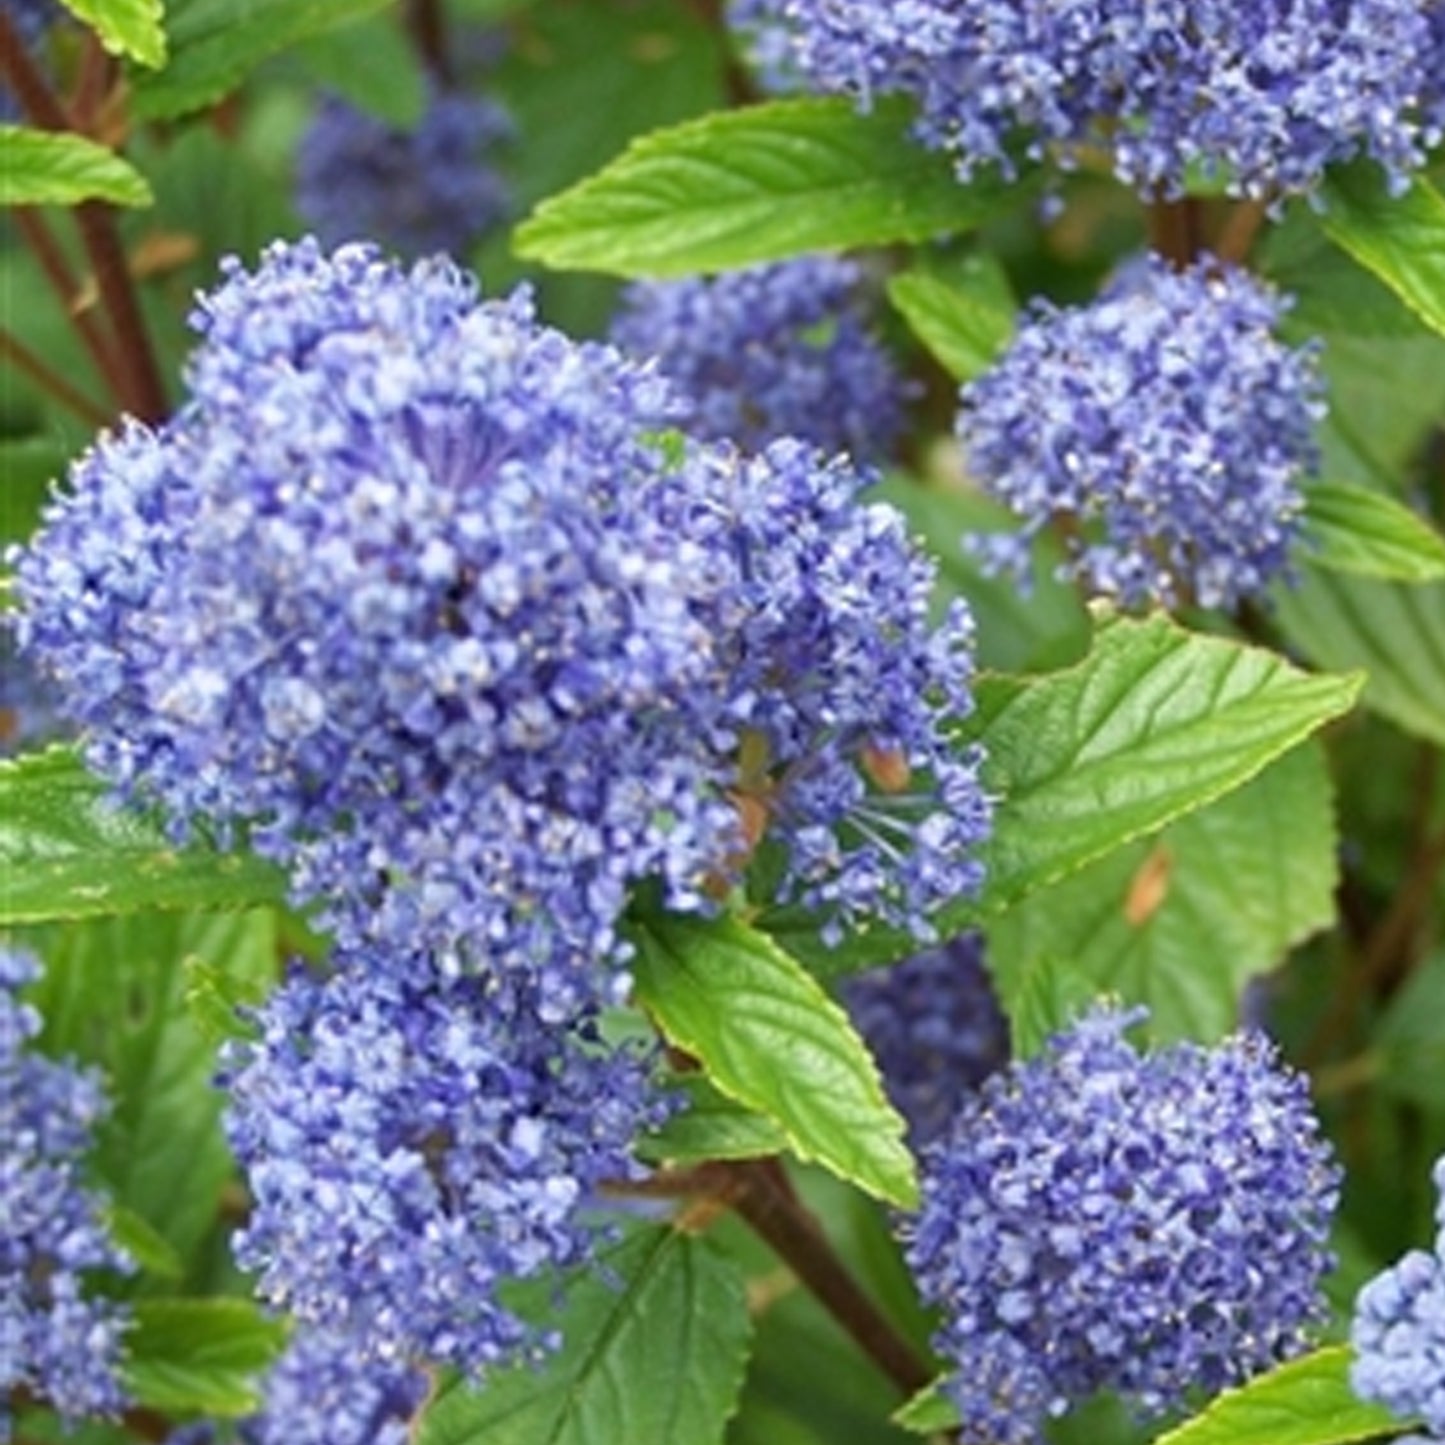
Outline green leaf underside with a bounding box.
[57,0,166,66]
[514,96,1028,277]
[892,1378,960,1433]
[0,748,287,923]
[631,913,917,1208]
[1304,482,1445,582]
[758,611,1361,978]
[988,743,1339,1044]
[0,127,152,207]
[886,253,1016,381]
[639,1072,789,1164]
[1150,1347,1405,1445]
[1321,165,1445,341]
[416,1228,752,1445]
[123,1298,287,1417]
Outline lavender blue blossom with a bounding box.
[777,0,1438,199]
[904,1006,1339,1444]
[0,630,67,755]
[724,0,804,92]
[0,0,58,49]
[959,254,1324,610]
[221,951,670,1372]
[609,258,910,461]
[841,933,1007,1146]
[295,90,512,259]
[1,947,132,1439]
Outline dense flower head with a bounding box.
[724,0,803,91]
[841,933,1007,1146]
[1,947,132,1438]
[959,253,1324,610]
[773,0,1439,200]
[904,1006,1340,1444]
[0,630,67,755]
[609,257,910,461]
[222,951,669,1372]
[295,90,512,259]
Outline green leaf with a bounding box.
[886,253,1016,381]
[988,744,1339,1044]
[1321,164,1445,340]
[1150,1347,1404,1445]
[1004,953,1101,1059]
[182,953,267,1048]
[107,1204,184,1283]
[416,1227,752,1445]
[0,127,152,207]
[514,97,1028,278]
[639,1072,789,1165]
[1374,946,1445,1109]
[0,747,287,923]
[892,1379,959,1435]
[1275,569,1445,746]
[631,913,917,1208]
[133,0,393,119]
[58,0,166,66]
[291,12,426,128]
[124,1298,287,1417]
[1304,482,1445,582]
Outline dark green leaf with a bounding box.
[416,1227,752,1445]
[1004,953,1101,1059]
[1304,482,1445,582]
[292,12,425,127]
[886,253,1015,381]
[107,1204,184,1282]
[0,436,68,549]
[58,0,166,66]
[1149,1347,1404,1445]
[514,97,1028,278]
[1375,946,1445,1109]
[892,1379,958,1434]
[639,1072,788,1165]
[0,126,152,207]
[0,747,287,923]
[632,913,916,1208]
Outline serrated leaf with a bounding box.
[886,253,1015,381]
[183,954,267,1048]
[106,1204,184,1282]
[514,97,1028,278]
[57,0,166,67]
[0,127,152,207]
[1321,164,1445,340]
[892,1378,959,1434]
[631,913,917,1208]
[988,744,1339,1044]
[132,0,393,119]
[416,1227,752,1445]
[1150,1347,1404,1445]
[1304,482,1445,582]
[639,1072,789,1165]
[1275,569,1445,746]
[0,747,287,923]
[124,1298,287,1417]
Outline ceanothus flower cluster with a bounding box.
[768,0,1440,199]
[1,630,66,756]
[295,90,512,260]
[1,947,133,1439]
[608,257,911,461]
[959,253,1324,610]
[904,1006,1339,1445]
[1351,1155,1445,1440]
[841,932,1007,1147]
[0,0,58,48]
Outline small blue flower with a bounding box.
[0,629,67,755]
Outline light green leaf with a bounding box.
[892,1378,958,1434]
[514,97,1028,278]
[57,0,166,67]
[631,913,917,1208]
[0,747,287,923]
[1150,1347,1404,1445]
[639,1072,789,1165]
[416,1228,752,1445]
[1321,164,1445,340]
[1304,482,1445,582]
[133,0,393,119]
[988,744,1339,1044]
[106,1204,184,1282]
[0,127,152,207]
[886,253,1015,381]
[124,1298,287,1417]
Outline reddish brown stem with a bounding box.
[1214,198,1268,266]
[0,327,112,426]
[70,30,116,137]
[405,0,453,85]
[1147,197,1206,266]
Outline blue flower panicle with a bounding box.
[609,257,911,461]
[295,90,512,260]
[1,947,132,1440]
[958,254,1324,611]
[905,1006,1340,1445]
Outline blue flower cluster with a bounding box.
[1351,1156,1445,1439]
[724,0,802,91]
[959,254,1324,610]
[771,0,1439,199]
[0,0,58,48]
[295,90,512,259]
[904,1007,1339,1445]
[1,947,132,1438]
[608,258,911,461]
[841,932,1007,1147]
[1,630,66,755]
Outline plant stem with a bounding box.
[1147,197,1206,267]
[1215,198,1267,265]
[405,0,453,85]
[0,327,111,426]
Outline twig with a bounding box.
[1214,199,1268,266]
[404,0,453,85]
[1147,198,1206,266]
